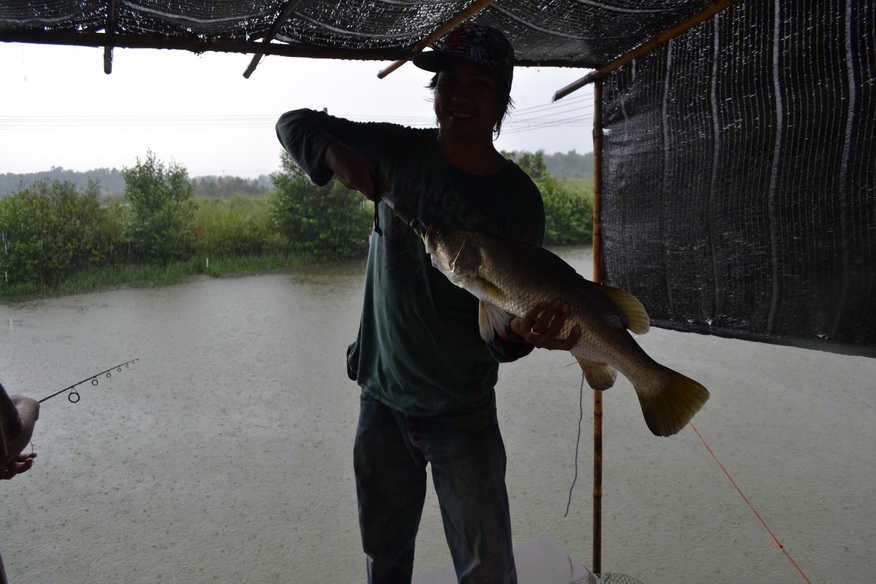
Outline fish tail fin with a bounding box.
[576,358,618,390]
[636,369,709,437]
[601,286,650,334]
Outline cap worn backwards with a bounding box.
[413,23,515,93]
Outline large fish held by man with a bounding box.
[422,224,709,437]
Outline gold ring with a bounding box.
[530,327,542,336]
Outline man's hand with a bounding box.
[0,451,37,480]
[324,141,387,202]
[509,299,581,350]
[1,394,39,468]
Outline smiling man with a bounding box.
[276,23,579,584]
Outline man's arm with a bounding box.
[276,109,398,200]
[275,109,340,186]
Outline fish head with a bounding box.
[422,225,482,286]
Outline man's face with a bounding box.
[434,58,504,142]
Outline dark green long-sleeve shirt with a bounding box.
[276,109,545,414]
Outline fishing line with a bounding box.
[564,373,586,517]
[38,359,139,404]
[690,422,813,584]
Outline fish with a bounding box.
[422,224,709,437]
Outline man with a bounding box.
[276,23,580,584]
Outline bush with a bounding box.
[0,180,123,286]
[122,151,197,263]
[540,177,593,246]
[269,152,372,259]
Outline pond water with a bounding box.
[1,247,874,584]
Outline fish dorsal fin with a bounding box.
[478,301,512,342]
[601,286,650,335]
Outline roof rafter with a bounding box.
[376,0,497,79]
[103,0,121,74]
[0,30,594,68]
[242,0,304,79]
[552,0,744,101]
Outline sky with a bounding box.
[0,42,594,179]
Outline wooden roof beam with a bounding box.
[242,0,303,78]
[552,0,744,101]
[0,30,592,68]
[376,0,496,79]
[103,0,121,74]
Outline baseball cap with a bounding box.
[413,23,515,93]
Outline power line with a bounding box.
[0,94,594,134]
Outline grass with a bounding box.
[194,195,284,257]
[0,253,325,300]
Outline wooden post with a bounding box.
[591,77,604,577]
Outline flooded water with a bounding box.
[1,247,874,584]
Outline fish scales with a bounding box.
[474,231,639,359]
[423,225,709,437]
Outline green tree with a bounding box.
[269,151,372,259]
[122,151,197,263]
[505,150,593,245]
[505,150,549,181]
[0,180,122,285]
[544,150,594,180]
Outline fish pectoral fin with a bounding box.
[446,271,475,288]
[576,358,618,390]
[470,277,511,342]
[478,301,512,342]
[635,369,710,437]
[601,286,650,335]
[471,277,507,304]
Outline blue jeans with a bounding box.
[354,390,517,584]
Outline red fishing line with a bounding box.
[689,422,813,584]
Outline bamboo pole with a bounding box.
[592,83,604,287]
[376,0,496,79]
[593,389,603,576]
[552,0,744,101]
[591,77,604,577]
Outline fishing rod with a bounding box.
[379,190,427,236]
[38,359,139,404]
